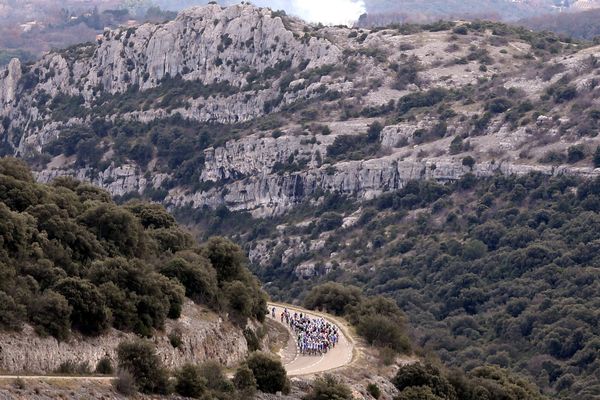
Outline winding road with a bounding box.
[267,302,355,376]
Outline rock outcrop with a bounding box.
[3,3,600,217]
[0,302,247,373]
[0,58,21,111]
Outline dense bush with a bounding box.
[305,284,411,354]
[117,339,171,394]
[304,375,353,400]
[95,356,114,375]
[0,158,266,338]
[174,364,207,398]
[245,352,289,394]
[392,362,546,400]
[326,122,383,162]
[304,282,362,315]
[233,365,257,397]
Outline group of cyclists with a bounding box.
[271,307,340,357]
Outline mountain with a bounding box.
[2,3,600,398]
[1,4,598,216]
[519,8,600,40]
[358,0,600,26]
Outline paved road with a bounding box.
[267,302,354,377]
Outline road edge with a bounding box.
[267,301,361,376]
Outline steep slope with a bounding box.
[0,157,267,373]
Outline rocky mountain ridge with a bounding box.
[1,4,600,217]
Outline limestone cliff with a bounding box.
[2,4,600,217]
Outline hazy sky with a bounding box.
[249,0,366,25]
[153,0,367,25]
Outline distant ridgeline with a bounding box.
[0,157,266,339]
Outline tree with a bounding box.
[201,237,245,283]
[28,290,72,340]
[54,277,110,336]
[356,314,411,353]
[367,121,384,142]
[0,291,24,331]
[462,239,487,260]
[159,255,219,307]
[224,280,253,317]
[246,352,288,394]
[316,212,344,233]
[392,363,456,400]
[462,156,475,170]
[174,364,207,398]
[116,339,171,394]
[449,136,465,155]
[567,145,586,164]
[367,383,381,399]
[396,386,445,400]
[304,282,362,315]
[80,203,144,257]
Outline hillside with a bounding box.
[0,156,267,373]
[1,4,599,217]
[2,3,600,398]
[359,0,600,25]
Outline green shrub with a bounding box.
[567,145,586,164]
[304,282,362,315]
[174,364,207,398]
[197,360,235,394]
[549,84,577,103]
[397,88,447,115]
[95,356,114,375]
[0,291,25,331]
[462,156,475,169]
[233,365,257,396]
[116,339,171,394]
[55,360,91,375]
[594,146,600,167]
[54,277,111,336]
[304,375,353,400]
[486,98,513,114]
[246,352,288,394]
[356,314,411,353]
[452,25,469,35]
[243,328,261,352]
[168,331,183,348]
[28,290,72,341]
[367,382,381,399]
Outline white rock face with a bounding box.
[3,3,600,218]
[0,58,21,116]
[0,3,343,147]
